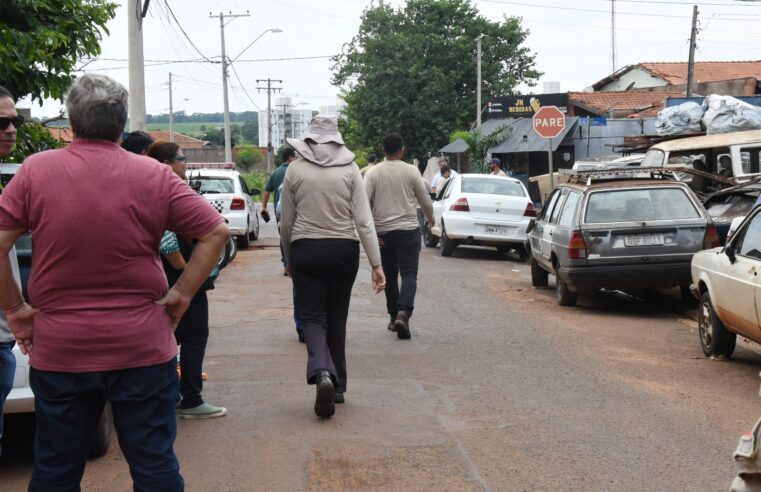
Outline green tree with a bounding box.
[1,1,117,104]
[235,144,264,172]
[449,125,511,173]
[0,122,63,164]
[332,0,540,162]
[240,120,259,144]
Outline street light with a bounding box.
[220,27,283,163]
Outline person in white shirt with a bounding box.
[489,157,507,176]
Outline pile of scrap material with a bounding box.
[655,95,761,136]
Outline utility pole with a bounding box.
[128,0,147,131]
[687,5,699,97]
[610,0,617,73]
[168,72,174,142]
[476,36,483,127]
[257,78,283,172]
[211,11,250,163]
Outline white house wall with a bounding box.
[599,68,669,91]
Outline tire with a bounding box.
[531,257,548,288]
[514,243,529,262]
[680,285,696,303]
[555,275,578,306]
[217,240,231,269]
[439,223,457,257]
[88,404,113,459]
[248,213,260,241]
[236,219,251,249]
[698,292,736,357]
[227,236,238,262]
[423,226,439,248]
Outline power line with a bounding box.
[229,63,264,111]
[161,0,215,62]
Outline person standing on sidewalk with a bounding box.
[365,133,434,340]
[0,74,229,491]
[147,140,227,419]
[0,85,23,458]
[280,114,385,419]
[261,147,298,275]
[488,157,507,176]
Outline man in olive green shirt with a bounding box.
[261,147,298,270]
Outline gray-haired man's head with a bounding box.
[66,74,128,143]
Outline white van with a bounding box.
[641,130,761,180]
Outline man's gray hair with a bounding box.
[66,74,128,142]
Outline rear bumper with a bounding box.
[442,214,529,245]
[224,211,249,236]
[558,262,692,292]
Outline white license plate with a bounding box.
[624,233,664,246]
[485,225,510,234]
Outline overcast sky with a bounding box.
[23,0,761,119]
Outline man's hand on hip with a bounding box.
[7,303,39,355]
[155,286,192,329]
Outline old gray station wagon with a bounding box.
[528,174,719,306]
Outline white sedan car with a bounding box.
[186,167,260,249]
[425,173,535,259]
[691,204,761,358]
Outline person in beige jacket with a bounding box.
[280,115,385,419]
[365,133,434,340]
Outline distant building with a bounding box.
[258,96,316,150]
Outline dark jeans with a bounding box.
[175,291,209,409]
[29,359,184,492]
[0,341,15,454]
[290,239,359,393]
[379,228,422,318]
[293,285,303,336]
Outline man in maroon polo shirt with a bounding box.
[0,74,229,491]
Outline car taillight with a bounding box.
[703,223,720,249]
[568,230,588,259]
[450,197,470,212]
[523,202,537,217]
[230,197,245,210]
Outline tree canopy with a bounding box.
[332,0,541,162]
[1,0,117,104]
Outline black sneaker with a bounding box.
[314,371,335,418]
[334,391,345,404]
[394,311,411,340]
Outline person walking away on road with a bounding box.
[276,182,304,343]
[360,153,378,178]
[0,74,229,491]
[121,130,154,155]
[148,140,227,419]
[365,133,434,340]
[280,114,385,418]
[488,157,507,176]
[261,147,298,275]
[0,85,23,458]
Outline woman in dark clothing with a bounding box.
[147,141,226,419]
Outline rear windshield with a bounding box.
[193,177,234,194]
[461,177,526,197]
[585,187,701,223]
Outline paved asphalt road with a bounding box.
[2,219,761,491]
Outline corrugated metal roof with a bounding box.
[478,117,578,153]
[438,138,470,153]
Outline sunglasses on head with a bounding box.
[0,115,24,131]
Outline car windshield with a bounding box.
[461,177,525,197]
[641,150,665,167]
[585,187,701,223]
[193,177,234,194]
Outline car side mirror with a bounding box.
[725,244,737,264]
[250,188,261,197]
[526,218,536,234]
[727,216,744,241]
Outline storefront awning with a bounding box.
[438,138,470,154]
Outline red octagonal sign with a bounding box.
[533,106,566,139]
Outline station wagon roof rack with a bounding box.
[559,166,737,187]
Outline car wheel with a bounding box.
[530,257,548,288]
[514,243,530,262]
[248,213,259,241]
[680,285,696,303]
[88,404,113,459]
[227,236,238,262]
[236,219,251,249]
[423,226,439,248]
[217,240,231,269]
[698,292,736,358]
[439,223,456,257]
[555,275,578,306]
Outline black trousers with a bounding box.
[290,239,359,393]
[379,228,422,318]
[174,291,209,409]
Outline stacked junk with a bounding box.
[656,95,761,136]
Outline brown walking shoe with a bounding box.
[394,311,411,340]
